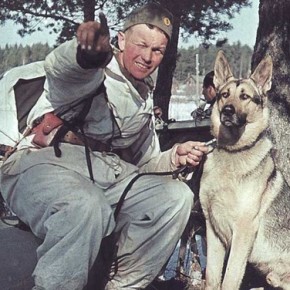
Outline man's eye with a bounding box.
[153,48,165,55]
[155,50,163,55]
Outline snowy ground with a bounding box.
[168,95,202,121]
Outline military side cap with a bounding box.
[123,3,173,40]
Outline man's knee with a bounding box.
[162,180,194,215]
[42,187,115,237]
[63,190,113,223]
[168,180,193,201]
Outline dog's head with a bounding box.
[211,50,273,150]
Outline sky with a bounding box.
[220,0,259,46]
[0,0,259,48]
[181,0,259,48]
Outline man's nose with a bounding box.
[142,48,152,62]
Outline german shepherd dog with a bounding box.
[199,50,290,290]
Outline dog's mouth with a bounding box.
[221,116,235,127]
[220,115,246,127]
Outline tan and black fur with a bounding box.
[200,50,290,289]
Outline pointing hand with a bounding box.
[77,13,111,54]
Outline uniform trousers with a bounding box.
[0,146,193,290]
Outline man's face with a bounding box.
[118,24,168,80]
[202,85,216,102]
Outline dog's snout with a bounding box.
[222,104,235,116]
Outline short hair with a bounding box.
[203,71,215,89]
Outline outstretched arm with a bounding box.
[44,13,114,106]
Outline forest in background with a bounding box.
[177,42,253,80]
[0,43,52,77]
[0,41,253,81]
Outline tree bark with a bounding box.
[252,0,290,184]
[154,13,180,122]
[83,0,96,21]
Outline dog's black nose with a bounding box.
[222,104,235,116]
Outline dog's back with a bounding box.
[200,50,290,290]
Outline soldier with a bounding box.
[0,3,207,289]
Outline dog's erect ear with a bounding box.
[250,55,273,94]
[214,50,234,90]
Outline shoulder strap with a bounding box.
[105,67,126,83]
[52,83,106,183]
[52,83,105,155]
[56,82,106,119]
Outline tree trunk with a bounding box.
[252,0,290,184]
[83,0,96,21]
[154,16,180,121]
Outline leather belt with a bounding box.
[62,131,112,152]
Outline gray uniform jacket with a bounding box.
[1,39,178,192]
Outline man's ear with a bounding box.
[209,85,216,97]
[117,31,125,51]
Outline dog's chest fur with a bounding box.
[199,138,276,247]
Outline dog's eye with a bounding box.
[240,94,250,100]
[252,95,262,105]
[221,92,229,98]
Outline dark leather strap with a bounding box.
[61,130,111,152]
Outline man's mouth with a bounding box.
[136,61,150,70]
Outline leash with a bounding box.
[115,137,217,222]
[114,166,193,221]
[204,138,217,150]
[1,139,218,286]
[102,164,195,284]
[108,139,217,280]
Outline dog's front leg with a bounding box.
[221,225,257,290]
[205,220,226,290]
